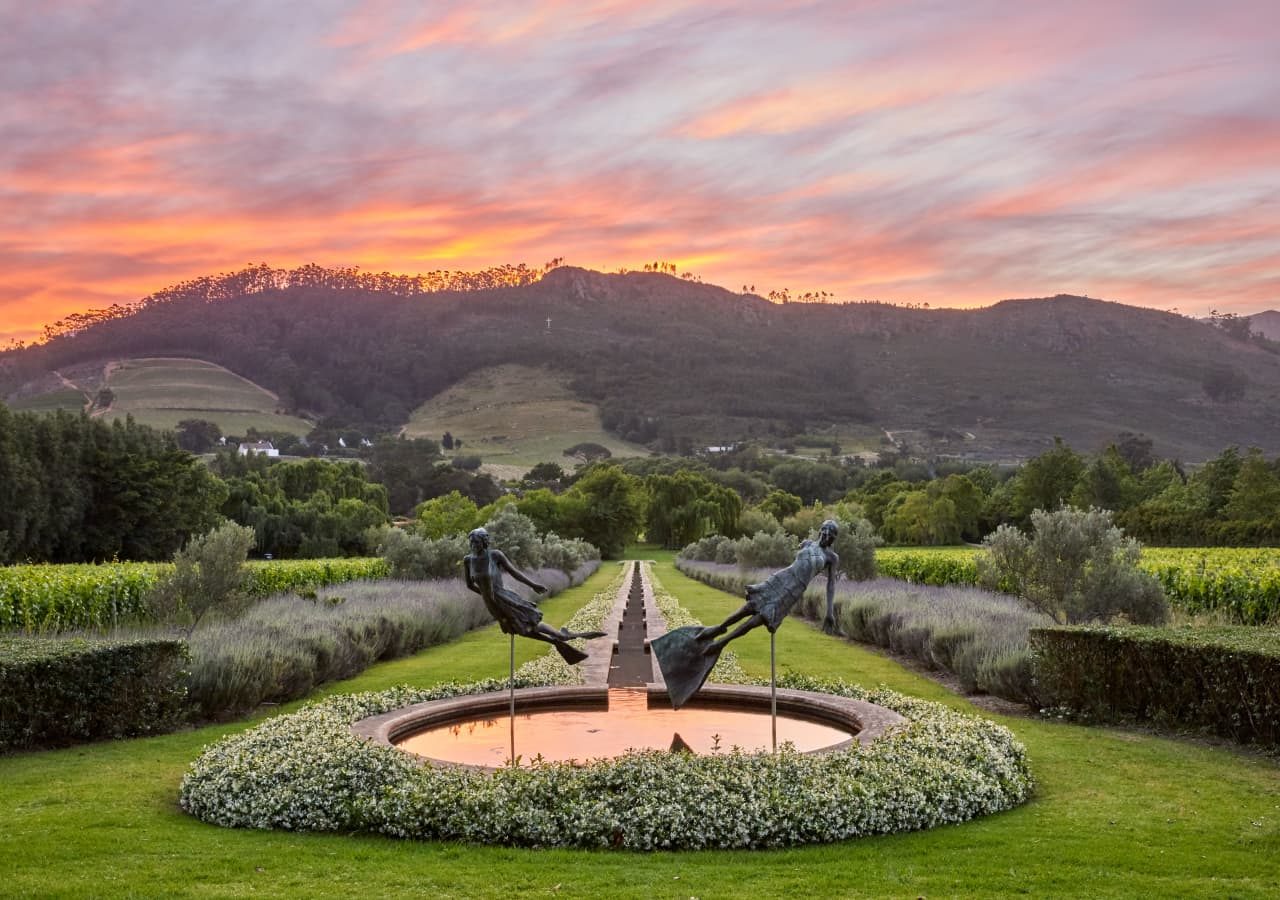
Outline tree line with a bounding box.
[5,396,1277,568]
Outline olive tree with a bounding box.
[977,507,1167,624]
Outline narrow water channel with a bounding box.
[607,561,653,687]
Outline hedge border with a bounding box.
[1029,625,1280,744]
[0,637,190,752]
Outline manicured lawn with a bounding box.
[2,558,1278,898]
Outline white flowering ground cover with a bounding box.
[180,562,1032,850]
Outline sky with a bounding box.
[3,0,1279,344]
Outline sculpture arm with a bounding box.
[822,553,838,634]
[495,550,547,593]
[462,557,480,595]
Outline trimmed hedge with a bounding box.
[0,637,190,752]
[1029,625,1280,744]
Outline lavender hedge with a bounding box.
[678,561,1049,704]
[187,562,599,719]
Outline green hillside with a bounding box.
[403,364,649,478]
[97,358,313,436]
[8,387,87,414]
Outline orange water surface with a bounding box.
[395,688,852,766]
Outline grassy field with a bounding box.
[99,357,313,435]
[1,558,1277,897]
[402,364,650,478]
[6,387,88,413]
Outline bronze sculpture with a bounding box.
[463,527,603,665]
[653,520,840,709]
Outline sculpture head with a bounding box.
[818,519,839,547]
[468,527,490,552]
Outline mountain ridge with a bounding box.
[3,266,1278,462]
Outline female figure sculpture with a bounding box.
[463,527,603,665]
[653,520,840,708]
[699,519,840,652]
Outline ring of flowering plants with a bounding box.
[180,673,1033,850]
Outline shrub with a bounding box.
[714,538,738,564]
[1030,625,1280,744]
[483,505,544,568]
[146,523,257,632]
[830,517,878,581]
[539,532,598,573]
[185,580,488,719]
[185,562,601,718]
[0,637,189,752]
[977,508,1168,625]
[376,528,468,580]
[736,508,782,537]
[677,534,729,562]
[731,531,796,569]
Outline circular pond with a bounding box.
[352,682,907,770]
[395,687,853,766]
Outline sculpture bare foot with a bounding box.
[560,627,606,640]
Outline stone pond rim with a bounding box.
[351,683,908,772]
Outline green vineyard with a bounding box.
[0,558,390,632]
[877,546,1280,624]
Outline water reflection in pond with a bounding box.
[395,688,852,766]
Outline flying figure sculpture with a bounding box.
[463,527,604,665]
[653,520,840,709]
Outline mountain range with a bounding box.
[3,266,1278,462]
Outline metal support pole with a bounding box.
[770,629,777,753]
[509,633,516,764]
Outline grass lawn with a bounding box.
[2,559,1278,897]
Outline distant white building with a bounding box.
[238,441,279,458]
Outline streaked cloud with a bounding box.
[2,0,1278,343]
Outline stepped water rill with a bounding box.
[363,561,905,768]
[607,562,653,688]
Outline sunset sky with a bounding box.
[3,0,1279,343]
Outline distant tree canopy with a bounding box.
[213,453,389,558]
[366,437,497,515]
[556,464,647,558]
[0,406,225,563]
[645,470,742,549]
[1202,364,1248,402]
[175,418,222,453]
